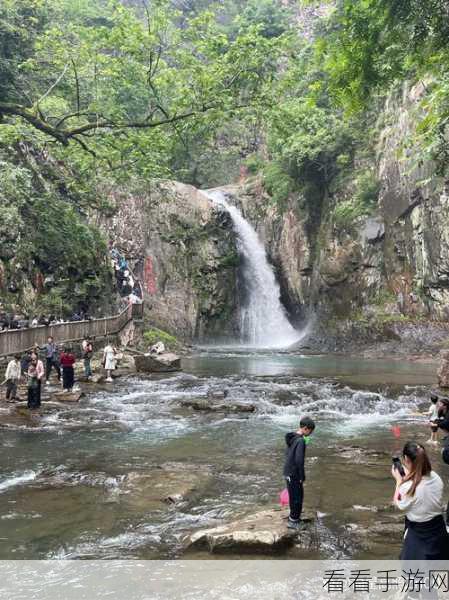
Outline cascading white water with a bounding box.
[205,190,300,348]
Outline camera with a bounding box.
[392,456,405,478]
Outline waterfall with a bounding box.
[205,190,300,348]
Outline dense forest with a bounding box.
[1,0,449,320]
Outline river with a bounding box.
[0,349,443,560]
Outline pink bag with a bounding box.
[279,488,289,506]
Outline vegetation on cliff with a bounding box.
[0,0,287,315]
[2,0,449,318]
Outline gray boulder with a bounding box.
[185,508,312,554]
[134,352,181,373]
[180,398,255,413]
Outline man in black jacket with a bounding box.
[283,416,316,530]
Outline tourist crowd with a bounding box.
[0,312,91,331]
[110,246,143,305]
[2,335,121,409]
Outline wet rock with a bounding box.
[111,367,133,378]
[123,463,212,510]
[134,352,181,373]
[437,349,449,388]
[51,391,84,402]
[206,389,228,400]
[90,373,105,384]
[185,508,313,554]
[331,445,388,461]
[180,398,255,413]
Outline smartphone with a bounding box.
[392,457,405,478]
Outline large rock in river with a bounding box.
[185,508,311,554]
[134,352,181,373]
[180,398,255,413]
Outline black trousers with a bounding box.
[62,366,74,390]
[286,476,304,522]
[5,379,17,400]
[45,358,60,381]
[401,515,449,560]
[27,380,41,409]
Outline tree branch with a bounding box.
[0,101,248,150]
[35,63,69,109]
[0,102,69,144]
[66,109,206,137]
[71,59,81,114]
[71,135,97,158]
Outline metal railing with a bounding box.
[0,303,141,358]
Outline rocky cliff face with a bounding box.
[215,82,449,352]
[102,82,449,351]
[105,181,239,341]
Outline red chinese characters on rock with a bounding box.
[144,256,157,295]
[35,271,44,294]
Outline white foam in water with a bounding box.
[0,470,37,493]
[204,190,303,348]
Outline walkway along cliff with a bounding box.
[0,303,144,359]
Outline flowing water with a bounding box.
[0,349,443,561]
[205,190,300,347]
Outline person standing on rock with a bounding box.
[103,341,117,383]
[60,346,76,392]
[44,336,61,385]
[283,416,315,531]
[81,336,93,380]
[27,355,44,409]
[4,354,21,402]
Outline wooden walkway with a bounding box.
[0,303,144,358]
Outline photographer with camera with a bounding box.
[392,441,449,559]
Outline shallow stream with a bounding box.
[0,349,445,560]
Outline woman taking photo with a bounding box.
[392,441,449,559]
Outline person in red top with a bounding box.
[60,346,76,392]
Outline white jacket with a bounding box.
[6,360,21,381]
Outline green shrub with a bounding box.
[263,162,295,206]
[143,328,180,350]
[244,153,265,175]
[333,170,380,229]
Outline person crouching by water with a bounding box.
[283,416,315,530]
[27,354,44,409]
[392,441,449,559]
[60,346,76,392]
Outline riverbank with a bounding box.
[300,316,449,360]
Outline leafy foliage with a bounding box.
[312,0,449,173]
[0,146,111,316]
[0,0,288,314]
[143,327,180,350]
[332,170,380,231]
